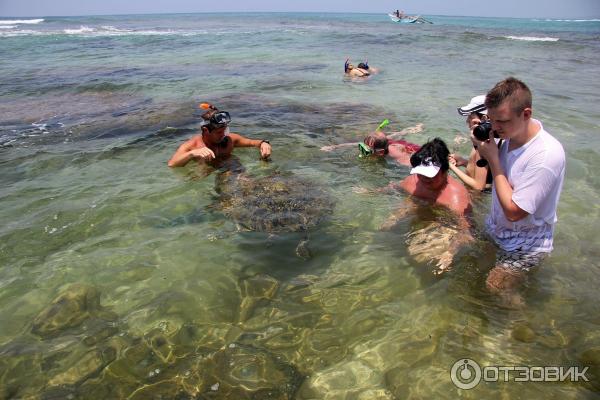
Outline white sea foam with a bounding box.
[0,18,44,24]
[505,36,559,42]
[0,29,42,37]
[1,25,210,37]
[64,25,96,34]
[540,18,600,22]
[100,25,131,33]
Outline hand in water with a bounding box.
[189,147,215,161]
[351,186,370,194]
[433,251,454,275]
[260,142,272,159]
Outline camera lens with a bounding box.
[473,121,492,141]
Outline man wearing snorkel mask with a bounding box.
[168,103,271,167]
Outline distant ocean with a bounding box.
[1,13,599,399]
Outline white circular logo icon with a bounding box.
[450,358,482,389]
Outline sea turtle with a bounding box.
[214,170,334,258]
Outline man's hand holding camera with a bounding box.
[471,122,499,168]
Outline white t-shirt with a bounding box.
[486,119,565,252]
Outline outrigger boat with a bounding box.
[387,13,433,24]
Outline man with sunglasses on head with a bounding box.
[168,103,271,167]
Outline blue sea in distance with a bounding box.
[1,13,600,398]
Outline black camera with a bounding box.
[472,121,499,168]
[472,121,495,141]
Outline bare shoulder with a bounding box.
[448,176,470,194]
[180,134,203,149]
[445,177,472,214]
[399,175,417,192]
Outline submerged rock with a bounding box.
[511,324,537,343]
[580,347,600,366]
[298,359,391,400]
[31,283,114,338]
[239,274,280,323]
[47,347,116,387]
[200,343,304,399]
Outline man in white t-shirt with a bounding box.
[474,77,565,295]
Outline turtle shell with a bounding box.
[215,171,334,233]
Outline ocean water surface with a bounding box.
[1,13,600,399]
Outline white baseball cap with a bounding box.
[457,94,487,116]
[410,157,441,178]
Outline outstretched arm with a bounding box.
[448,158,488,191]
[320,142,359,152]
[386,123,424,139]
[230,133,271,159]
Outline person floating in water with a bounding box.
[359,130,421,165]
[344,58,379,78]
[168,103,272,167]
[320,121,423,155]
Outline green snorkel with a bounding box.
[358,119,390,157]
[376,119,389,131]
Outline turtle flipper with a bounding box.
[295,239,311,260]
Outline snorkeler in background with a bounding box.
[344,58,379,77]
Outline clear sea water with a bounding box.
[1,13,600,399]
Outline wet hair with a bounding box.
[364,132,389,154]
[357,62,369,70]
[485,77,532,115]
[409,138,450,172]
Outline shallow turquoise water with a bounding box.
[1,12,599,398]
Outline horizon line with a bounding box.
[1,11,598,20]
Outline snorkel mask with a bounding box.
[202,111,231,131]
[358,142,375,157]
[208,111,231,128]
[198,103,232,130]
